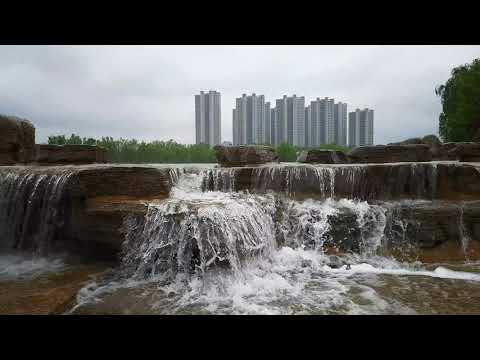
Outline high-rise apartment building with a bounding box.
[195,90,221,146]
[334,102,348,146]
[307,97,333,146]
[274,95,305,147]
[270,108,277,145]
[348,108,374,147]
[232,93,266,145]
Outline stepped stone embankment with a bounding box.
[204,162,480,201]
[0,165,178,258]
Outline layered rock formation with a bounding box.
[0,115,35,165]
[348,144,432,163]
[297,149,349,164]
[0,165,179,259]
[35,144,108,165]
[387,134,480,162]
[205,163,480,201]
[214,145,278,166]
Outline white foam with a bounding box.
[0,254,65,280]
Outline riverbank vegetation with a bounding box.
[47,134,351,163]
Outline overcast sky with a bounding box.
[1,45,479,145]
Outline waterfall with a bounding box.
[120,172,277,282]
[119,171,391,283]
[458,203,471,256]
[204,163,447,201]
[0,168,76,254]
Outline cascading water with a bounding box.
[120,172,278,283]
[3,163,480,315]
[0,168,76,254]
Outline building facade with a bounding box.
[232,93,266,145]
[195,90,221,146]
[274,95,305,147]
[334,102,348,146]
[348,108,374,147]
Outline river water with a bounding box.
[1,164,480,315]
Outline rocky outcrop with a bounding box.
[348,145,432,163]
[214,145,278,167]
[0,115,35,165]
[35,144,108,164]
[205,162,480,201]
[297,149,349,164]
[443,142,480,162]
[0,165,179,259]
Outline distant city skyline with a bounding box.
[228,92,374,147]
[1,46,478,144]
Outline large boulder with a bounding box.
[348,144,432,163]
[35,144,108,164]
[297,149,349,164]
[422,134,442,147]
[443,142,480,162]
[0,115,35,165]
[214,145,278,167]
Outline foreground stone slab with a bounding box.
[0,115,35,165]
[348,144,432,163]
[214,145,278,166]
[297,149,349,164]
[35,144,108,164]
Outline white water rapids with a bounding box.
[66,170,480,315]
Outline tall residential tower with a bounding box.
[348,108,374,147]
[195,90,221,146]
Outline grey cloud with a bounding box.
[0,45,479,145]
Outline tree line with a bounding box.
[47,134,351,163]
[436,57,480,142]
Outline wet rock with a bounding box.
[348,145,432,163]
[0,115,35,165]
[444,142,480,162]
[0,165,178,259]
[206,163,480,201]
[297,149,349,164]
[326,255,347,269]
[323,211,362,252]
[214,145,278,167]
[35,144,108,165]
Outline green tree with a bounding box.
[436,58,480,142]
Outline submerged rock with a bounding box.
[297,149,349,164]
[214,145,278,167]
[0,115,35,165]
